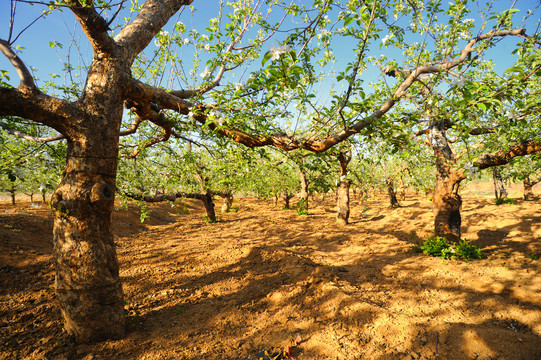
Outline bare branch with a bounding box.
[69,1,116,55]
[0,123,64,143]
[123,100,173,157]
[115,0,193,62]
[119,117,144,136]
[0,87,71,135]
[0,39,38,91]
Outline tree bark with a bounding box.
[202,191,216,222]
[220,192,233,213]
[428,121,465,243]
[336,150,352,225]
[386,179,399,208]
[299,169,309,212]
[432,170,463,242]
[282,191,294,209]
[523,176,534,200]
[336,179,352,225]
[523,175,541,200]
[51,127,125,342]
[9,184,15,205]
[492,167,508,200]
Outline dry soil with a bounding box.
[1,187,540,360]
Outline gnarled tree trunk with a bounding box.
[336,179,352,225]
[432,170,463,242]
[385,179,399,208]
[523,175,540,201]
[202,191,216,222]
[336,150,352,225]
[220,192,234,213]
[493,167,508,200]
[298,168,309,213]
[50,76,126,342]
[428,121,466,243]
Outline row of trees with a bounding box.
[1,0,540,343]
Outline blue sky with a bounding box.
[1,0,539,101]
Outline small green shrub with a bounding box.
[417,236,482,260]
[139,202,150,223]
[455,239,482,259]
[420,236,449,257]
[296,198,308,216]
[495,197,514,205]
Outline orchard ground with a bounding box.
[1,182,540,360]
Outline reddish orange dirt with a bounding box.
[1,189,540,360]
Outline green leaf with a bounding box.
[344,16,354,26]
[262,51,272,66]
[476,103,487,112]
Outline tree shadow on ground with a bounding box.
[2,195,541,360]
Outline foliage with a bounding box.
[295,198,308,216]
[417,236,482,260]
[495,197,514,205]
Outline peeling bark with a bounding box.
[428,121,465,243]
[336,179,352,225]
[523,175,541,200]
[386,179,399,208]
[492,167,508,200]
[220,193,234,213]
[299,169,309,212]
[336,150,352,225]
[523,176,535,200]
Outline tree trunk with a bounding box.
[336,150,352,225]
[336,179,352,225]
[9,184,15,205]
[522,175,541,201]
[49,60,126,342]
[42,192,47,202]
[203,191,216,222]
[428,121,465,243]
[299,170,309,212]
[493,167,508,200]
[398,175,406,201]
[51,140,125,342]
[282,191,293,209]
[221,193,233,213]
[386,179,399,208]
[432,171,463,242]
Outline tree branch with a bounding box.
[0,123,64,143]
[0,87,72,135]
[125,28,529,154]
[474,139,541,170]
[115,0,193,62]
[0,39,38,91]
[69,1,116,56]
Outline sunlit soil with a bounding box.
[1,186,540,359]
